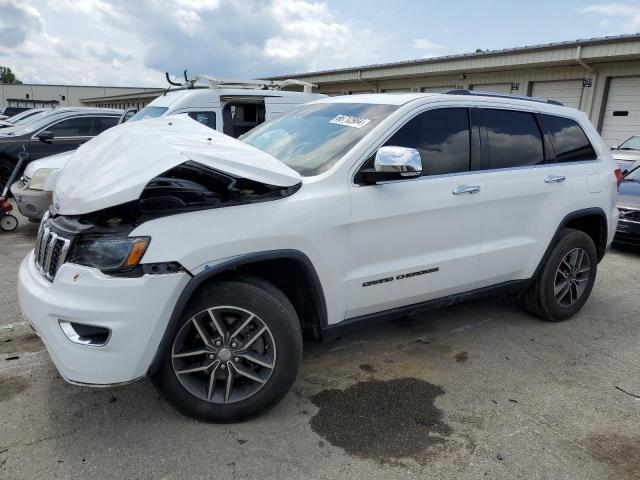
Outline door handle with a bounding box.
[545,175,566,183]
[452,185,481,195]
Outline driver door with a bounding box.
[345,107,487,319]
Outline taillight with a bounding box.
[614,168,623,187]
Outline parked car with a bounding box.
[0,107,122,191]
[0,108,47,129]
[1,106,31,117]
[614,165,640,246]
[9,78,325,221]
[18,91,619,422]
[9,151,71,222]
[610,135,640,173]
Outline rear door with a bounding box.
[346,107,487,319]
[477,108,572,283]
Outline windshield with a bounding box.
[619,136,640,150]
[10,110,76,135]
[129,106,169,122]
[241,102,398,176]
[13,110,46,125]
[624,166,640,181]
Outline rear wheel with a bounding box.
[0,214,18,232]
[523,228,597,322]
[152,277,302,422]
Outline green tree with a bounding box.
[0,67,22,84]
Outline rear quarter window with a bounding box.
[540,114,597,162]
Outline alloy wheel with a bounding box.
[554,247,590,308]
[171,306,276,404]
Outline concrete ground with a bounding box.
[1,203,639,480]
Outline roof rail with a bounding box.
[165,72,318,93]
[443,89,564,106]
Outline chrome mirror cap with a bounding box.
[374,146,422,177]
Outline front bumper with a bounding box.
[18,251,190,385]
[614,219,640,246]
[10,181,51,221]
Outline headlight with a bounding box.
[27,168,57,191]
[71,237,150,272]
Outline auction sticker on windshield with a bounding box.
[329,114,371,129]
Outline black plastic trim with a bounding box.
[148,249,327,374]
[322,280,528,338]
[532,207,608,280]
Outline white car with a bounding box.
[10,77,326,221]
[18,91,619,422]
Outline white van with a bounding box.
[126,76,326,138]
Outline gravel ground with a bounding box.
[1,202,639,480]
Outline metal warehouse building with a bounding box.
[0,84,160,111]
[269,34,640,147]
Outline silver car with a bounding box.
[610,135,640,173]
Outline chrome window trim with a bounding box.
[30,114,120,141]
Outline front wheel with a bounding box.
[0,214,18,232]
[152,277,303,422]
[523,228,597,322]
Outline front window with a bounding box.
[128,106,169,122]
[619,136,640,151]
[241,103,398,176]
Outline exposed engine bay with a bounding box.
[52,160,300,235]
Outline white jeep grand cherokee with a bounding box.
[18,91,620,422]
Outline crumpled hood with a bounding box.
[54,115,301,215]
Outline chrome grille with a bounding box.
[619,207,640,223]
[34,218,71,281]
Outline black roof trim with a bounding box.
[444,89,564,106]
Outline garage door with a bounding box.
[470,83,512,94]
[600,76,640,147]
[381,88,411,93]
[420,86,455,93]
[531,80,584,109]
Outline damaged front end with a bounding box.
[37,116,302,280]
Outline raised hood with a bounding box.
[54,115,301,215]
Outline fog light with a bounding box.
[59,320,111,347]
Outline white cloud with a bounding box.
[580,3,640,33]
[0,0,397,86]
[0,0,44,48]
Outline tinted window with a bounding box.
[484,109,544,168]
[47,117,94,137]
[541,114,596,162]
[383,108,470,175]
[188,111,216,129]
[96,116,118,133]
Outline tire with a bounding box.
[523,228,597,322]
[151,277,303,422]
[0,214,18,232]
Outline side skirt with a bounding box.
[319,279,530,339]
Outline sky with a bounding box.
[0,0,639,87]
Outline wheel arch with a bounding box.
[148,249,327,375]
[533,207,608,281]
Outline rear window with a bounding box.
[484,109,544,169]
[541,114,596,162]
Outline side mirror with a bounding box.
[361,146,422,184]
[38,131,54,143]
[611,145,618,150]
